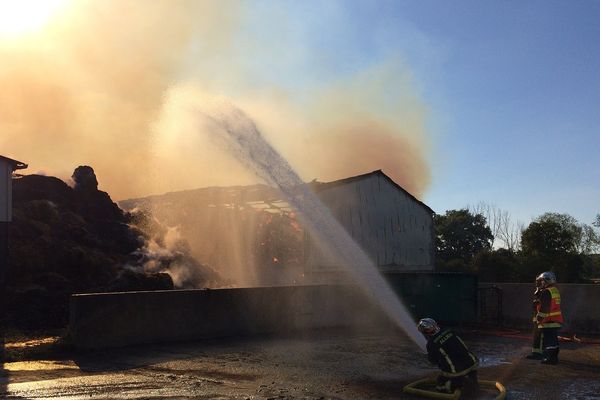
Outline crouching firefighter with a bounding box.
[418,318,479,394]
[527,271,563,365]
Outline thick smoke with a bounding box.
[1,0,431,200]
[128,207,225,288]
[0,0,240,198]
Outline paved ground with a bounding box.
[1,329,600,399]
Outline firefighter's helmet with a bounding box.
[417,318,440,335]
[536,271,557,288]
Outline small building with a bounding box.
[0,154,28,291]
[305,170,435,275]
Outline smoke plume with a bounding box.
[1,0,430,200]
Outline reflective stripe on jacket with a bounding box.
[426,329,479,377]
[536,286,563,328]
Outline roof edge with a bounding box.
[0,155,28,170]
[312,170,434,214]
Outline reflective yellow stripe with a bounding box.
[539,287,563,326]
[539,322,562,328]
[549,287,561,303]
[440,362,479,378]
[456,336,478,366]
[439,348,456,374]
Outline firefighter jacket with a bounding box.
[535,285,563,329]
[426,329,478,377]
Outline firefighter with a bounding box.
[526,271,563,365]
[417,318,479,394]
[525,280,544,360]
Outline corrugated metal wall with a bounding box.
[307,173,434,272]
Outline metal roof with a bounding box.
[0,155,28,170]
[309,169,434,215]
[122,170,435,216]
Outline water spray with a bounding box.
[193,98,427,351]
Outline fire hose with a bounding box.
[468,329,600,345]
[403,378,506,400]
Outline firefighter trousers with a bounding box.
[532,326,559,356]
[436,370,478,393]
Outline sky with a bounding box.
[391,1,600,227]
[1,0,599,227]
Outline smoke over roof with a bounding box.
[0,0,431,200]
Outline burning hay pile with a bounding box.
[4,166,219,329]
[120,185,307,288]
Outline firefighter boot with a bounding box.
[541,348,559,365]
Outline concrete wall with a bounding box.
[483,283,600,334]
[69,284,388,349]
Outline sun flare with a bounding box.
[0,0,68,38]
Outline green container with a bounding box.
[383,272,478,323]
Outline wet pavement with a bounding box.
[2,329,600,399]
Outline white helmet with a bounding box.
[536,271,557,288]
[418,318,440,335]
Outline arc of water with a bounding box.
[198,101,427,351]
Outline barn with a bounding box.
[305,170,435,276]
[120,169,435,287]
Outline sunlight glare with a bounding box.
[0,0,68,38]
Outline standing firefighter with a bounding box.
[526,271,563,364]
[418,318,479,394]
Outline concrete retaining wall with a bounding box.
[483,283,600,333]
[69,285,387,349]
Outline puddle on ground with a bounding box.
[478,356,511,367]
[562,379,600,400]
[4,360,79,371]
[4,337,60,349]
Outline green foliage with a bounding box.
[519,212,595,283]
[473,249,519,282]
[436,209,599,283]
[522,212,599,255]
[434,209,493,271]
[521,219,577,256]
[585,254,600,279]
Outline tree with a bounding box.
[521,219,577,256]
[520,213,588,282]
[473,249,519,282]
[435,209,493,271]
[468,202,502,249]
[468,202,523,251]
[522,212,598,255]
[580,224,600,255]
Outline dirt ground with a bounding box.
[1,329,600,399]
